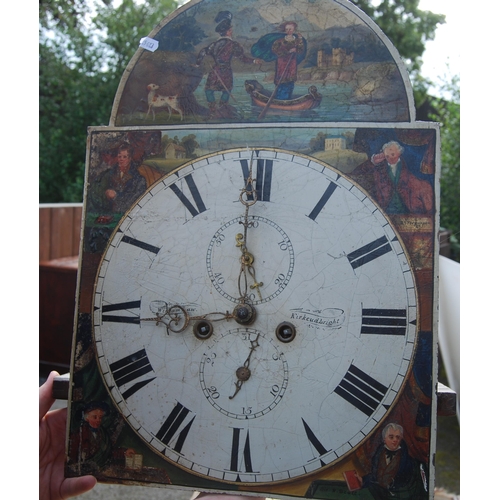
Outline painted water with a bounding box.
[186,71,408,124]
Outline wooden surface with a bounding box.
[39,256,79,370]
[436,382,458,417]
[39,204,82,261]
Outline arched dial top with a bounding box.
[93,148,418,484]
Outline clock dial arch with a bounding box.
[93,147,418,484]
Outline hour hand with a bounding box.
[141,302,233,334]
[141,301,257,335]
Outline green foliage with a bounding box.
[349,1,445,112]
[430,75,460,261]
[181,134,201,158]
[157,14,207,52]
[39,0,450,204]
[351,0,445,75]
[39,0,177,203]
[161,134,200,158]
[309,132,327,153]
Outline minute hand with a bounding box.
[237,158,264,301]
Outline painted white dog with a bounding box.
[146,83,183,121]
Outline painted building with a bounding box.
[325,136,346,150]
[165,142,186,159]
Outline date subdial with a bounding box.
[206,216,294,304]
[199,328,288,419]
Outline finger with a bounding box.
[39,371,59,422]
[60,475,97,499]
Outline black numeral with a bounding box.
[156,402,196,453]
[240,158,273,202]
[230,427,254,473]
[121,235,160,255]
[109,348,155,400]
[347,236,392,269]
[307,182,338,221]
[361,308,407,335]
[334,364,389,416]
[170,174,207,217]
[302,418,330,457]
[101,300,141,324]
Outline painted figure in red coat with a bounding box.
[352,141,434,215]
[196,11,261,117]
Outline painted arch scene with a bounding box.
[111,0,413,125]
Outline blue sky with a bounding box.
[418,0,460,96]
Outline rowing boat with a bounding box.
[244,80,322,112]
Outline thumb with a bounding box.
[60,475,97,499]
[39,371,59,422]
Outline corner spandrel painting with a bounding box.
[111,0,413,126]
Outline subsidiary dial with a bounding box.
[199,328,289,418]
[206,216,294,304]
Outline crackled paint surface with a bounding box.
[111,0,412,126]
[67,1,438,498]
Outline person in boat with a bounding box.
[196,11,262,117]
[251,21,307,101]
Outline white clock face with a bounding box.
[93,148,417,484]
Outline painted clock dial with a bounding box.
[93,148,418,484]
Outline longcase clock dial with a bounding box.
[93,148,418,484]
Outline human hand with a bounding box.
[105,189,117,200]
[371,152,386,165]
[39,371,97,500]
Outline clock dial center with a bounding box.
[235,366,251,381]
[233,303,257,325]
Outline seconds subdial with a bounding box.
[199,328,289,419]
[206,216,294,304]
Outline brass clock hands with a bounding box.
[142,302,233,335]
[236,233,263,302]
[142,301,256,337]
[229,332,261,399]
[237,152,263,302]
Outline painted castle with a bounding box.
[317,48,355,68]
